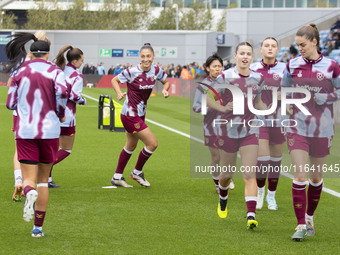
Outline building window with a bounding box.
[151,0,161,7]
[285,0,294,7]
[296,0,304,7]
[329,0,338,7]
[263,0,273,7]
[252,0,261,7]
[241,0,250,7]
[229,0,238,8]
[211,0,217,8]
[184,0,195,7]
[218,0,229,8]
[274,0,283,7]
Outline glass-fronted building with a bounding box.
[11,0,340,8]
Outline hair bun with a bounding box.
[144,43,151,46]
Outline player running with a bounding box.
[7,30,50,200]
[193,53,235,193]
[207,42,269,229]
[48,45,86,188]
[110,43,170,187]
[250,37,286,210]
[282,23,340,241]
[6,32,68,237]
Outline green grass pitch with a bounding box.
[0,86,339,254]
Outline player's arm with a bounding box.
[69,77,86,105]
[55,71,68,122]
[206,95,232,113]
[314,63,340,105]
[111,75,126,101]
[161,78,170,98]
[6,77,18,110]
[281,64,294,114]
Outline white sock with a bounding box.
[48,177,53,182]
[113,173,123,179]
[14,169,22,186]
[247,212,255,218]
[267,190,276,197]
[258,186,265,193]
[133,169,142,175]
[305,213,313,221]
[33,226,42,231]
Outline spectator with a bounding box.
[174,65,182,78]
[82,63,90,74]
[97,62,105,75]
[113,64,122,75]
[89,64,96,74]
[108,65,114,75]
[180,66,192,80]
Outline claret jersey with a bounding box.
[214,67,264,139]
[6,59,68,139]
[61,63,86,127]
[251,59,286,127]
[118,64,167,117]
[282,54,340,137]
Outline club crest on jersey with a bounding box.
[134,123,140,129]
[273,73,280,80]
[316,72,324,81]
[297,70,302,78]
[288,138,294,147]
[217,138,224,146]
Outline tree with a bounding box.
[216,9,226,32]
[114,0,151,30]
[179,1,212,30]
[148,3,178,30]
[25,1,66,30]
[0,11,17,29]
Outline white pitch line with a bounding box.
[83,93,340,198]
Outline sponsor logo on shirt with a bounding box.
[139,84,154,89]
[296,84,322,93]
[263,85,278,90]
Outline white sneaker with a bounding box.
[23,190,38,222]
[130,172,150,187]
[229,179,235,190]
[266,195,278,210]
[256,189,265,209]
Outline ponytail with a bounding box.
[54,45,83,70]
[5,32,37,73]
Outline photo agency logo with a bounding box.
[199,82,312,128]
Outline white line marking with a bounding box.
[102,186,117,189]
[83,93,340,198]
